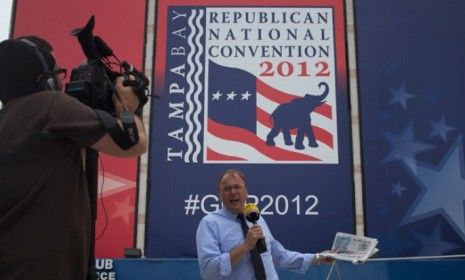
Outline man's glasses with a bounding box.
[221,185,244,193]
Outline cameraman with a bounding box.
[0,36,147,280]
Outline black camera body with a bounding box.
[66,61,115,113]
[65,15,149,114]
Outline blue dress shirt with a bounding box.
[196,207,315,279]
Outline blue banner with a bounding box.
[356,0,465,257]
[147,0,353,257]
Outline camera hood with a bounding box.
[71,15,101,60]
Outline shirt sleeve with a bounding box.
[263,220,315,274]
[196,217,232,279]
[44,93,106,147]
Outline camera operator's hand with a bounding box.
[113,75,140,114]
[92,75,148,157]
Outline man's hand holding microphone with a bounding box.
[243,203,267,253]
[242,203,334,266]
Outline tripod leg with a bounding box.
[85,149,99,280]
[326,261,336,280]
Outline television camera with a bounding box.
[65,15,150,115]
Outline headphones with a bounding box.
[18,38,60,91]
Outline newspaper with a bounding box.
[317,232,379,263]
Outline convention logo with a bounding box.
[164,6,339,164]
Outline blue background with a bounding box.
[356,0,465,257]
[146,5,355,258]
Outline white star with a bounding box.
[241,91,252,101]
[211,91,222,101]
[111,196,135,226]
[226,91,237,101]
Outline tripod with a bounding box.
[85,148,99,280]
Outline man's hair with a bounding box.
[0,35,56,103]
[217,169,247,189]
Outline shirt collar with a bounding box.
[219,207,242,221]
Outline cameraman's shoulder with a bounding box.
[43,91,100,119]
[48,91,91,109]
[32,90,72,102]
[27,90,57,99]
[24,90,62,106]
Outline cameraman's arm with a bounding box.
[91,115,147,157]
[91,77,148,157]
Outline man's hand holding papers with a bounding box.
[317,232,379,264]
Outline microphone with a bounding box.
[243,203,267,253]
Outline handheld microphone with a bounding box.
[243,203,267,253]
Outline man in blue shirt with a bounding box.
[196,169,330,279]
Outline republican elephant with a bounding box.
[265,82,329,150]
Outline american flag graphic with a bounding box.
[203,61,338,163]
[177,7,339,164]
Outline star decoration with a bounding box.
[226,91,237,101]
[381,122,434,174]
[430,116,455,143]
[241,91,251,101]
[400,136,465,242]
[412,223,461,256]
[389,83,416,110]
[111,196,135,226]
[211,91,222,101]
[391,182,407,197]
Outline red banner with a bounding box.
[13,0,147,257]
